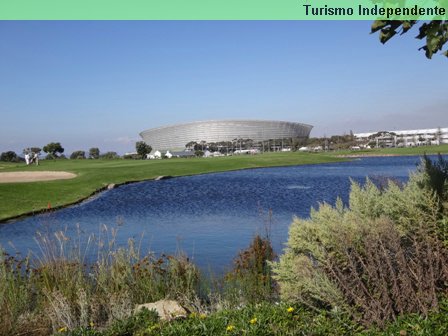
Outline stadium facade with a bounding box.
[140,120,313,153]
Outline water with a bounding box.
[0,156,433,272]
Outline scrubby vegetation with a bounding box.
[273,154,448,328]
[1,154,448,335]
[0,231,201,335]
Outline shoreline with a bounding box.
[2,150,447,224]
[336,152,448,158]
[336,153,415,158]
[0,175,173,224]
[0,158,343,224]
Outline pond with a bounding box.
[0,155,435,273]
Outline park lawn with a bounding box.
[0,152,343,222]
[331,144,448,156]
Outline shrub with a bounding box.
[224,235,277,305]
[70,151,86,160]
[417,154,448,209]
[273,159,448,327]
[0,225,202,335]
[89,148,100,159]
[123,154,141,160]
[100,152,120,160]
[0,151,19,162]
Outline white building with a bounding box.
[354,127,448,147]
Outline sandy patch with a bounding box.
[0,171,77,183]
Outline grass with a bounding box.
[332,143,448,156]
[97,302,359,336]
[58,300,448,336]
[1,145,448,221]
[0,152,343,221]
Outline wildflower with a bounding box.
[250,317,257,324]
[226,325,235,332]
[89,321,94,328]
[189,312,197,319]
[199,313,207,319]
[58,326,67,333]
[287,307,294,313]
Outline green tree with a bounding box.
[43,142,64,158]
[0,151,19,162]
[185,141,197,151]
[372,20,448,59]
[100,151,120,159]
[70,150,86,159]
[23,147,41,155]
[135,141,152,159]
[89,147,100,159]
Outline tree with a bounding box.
[372,20,448,59]
[43,142,64,158]
[0,151,19,162]
[23,147,41,155]
[135,141,152,159]
[100,151,120,159]
[89,147,100,159]
[185,141,197,151]
[70,150,86,159]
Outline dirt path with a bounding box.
[0,171,77,183]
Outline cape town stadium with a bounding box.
[139,120,313,152]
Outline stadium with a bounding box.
[139,120,313,153]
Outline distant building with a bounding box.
[140,120,313,153]
[354,127,448,147]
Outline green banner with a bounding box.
[0,0,447,20]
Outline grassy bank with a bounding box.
[331,143,448,156]
[0,152,343,222]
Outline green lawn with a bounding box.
[331,143,448,156]
[2,145,448,222]
[0,152,343,222]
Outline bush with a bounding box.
[0,226,202,335]
[273,160,448,327]
[417,154,448,209]
[89,148,100,159]
[46,153,67,160]
[0,151,19,162]
[123,154,141,160]
[100,152,120,160]
[224,235,277,305]
[70,151,86,160]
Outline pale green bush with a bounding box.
[273,167,448,327]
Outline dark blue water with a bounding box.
[0,156,433,272]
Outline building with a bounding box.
[354,127,448,148]
[140,120,313,153]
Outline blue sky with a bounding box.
[0,21,446,154]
